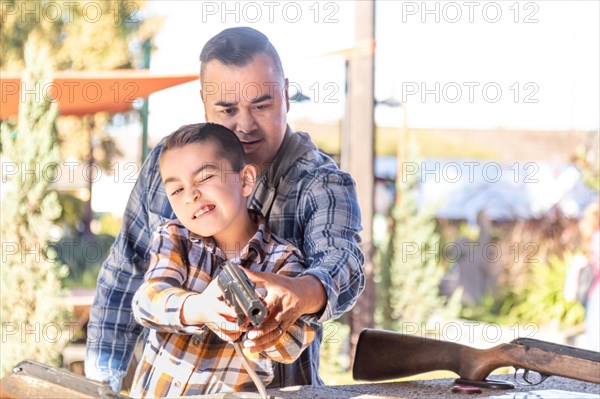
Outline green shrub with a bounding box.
[52,233,114,289]
[0,36,71,377]
[508,253,585,329]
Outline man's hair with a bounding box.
[161,123,247,172]
[199,27,284,80]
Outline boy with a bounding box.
[129,123,317,398]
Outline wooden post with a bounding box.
[342,0,376,366]
[141,38,151,163]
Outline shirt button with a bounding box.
[192,337,200,346]
[174,381,181,388]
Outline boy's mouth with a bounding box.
[193,204,215,219]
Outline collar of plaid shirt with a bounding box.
[258,126,317,219]
[187,210,268,266]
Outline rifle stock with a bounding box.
[352,329,600,384]
[0,360,128,398]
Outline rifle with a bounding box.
[0,360,129,398]
[217,261,270,399]
[352,329,600,389]
[217,260,268,329]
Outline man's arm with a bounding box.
[84,143,170,392]
[243,251,321,357]
[245,165,364,352]
[297,167,365,321]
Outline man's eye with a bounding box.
[220,108,235,115]
[170,188,183,196]
[256,103,271,110]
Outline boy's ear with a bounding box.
[241,164,257,196]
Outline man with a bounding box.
[85,27,365,392]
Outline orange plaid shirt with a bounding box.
[129,214,317,398]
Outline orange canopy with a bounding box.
[0,69,198,119]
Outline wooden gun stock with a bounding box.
[0,360,129,399]
[352,329,600,385]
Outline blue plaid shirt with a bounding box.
[85,127,365,391]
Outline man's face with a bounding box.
[201,53,289,169]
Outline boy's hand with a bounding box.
[181,278,245,342]
[241,270,326,353]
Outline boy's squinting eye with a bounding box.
[199,174,215,183]
[170,188,183,196]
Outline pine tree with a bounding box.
[376,135,446,329]
[0,35,70,377]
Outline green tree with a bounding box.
[2,0,160,239]
[0,35,70,377]
[1,0,160,182]
[376,136,447,329]
[1,0,152,71]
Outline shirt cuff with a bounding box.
[299,269,336,323]
[84,366,126,393]
[167,291,208,334]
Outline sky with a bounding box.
[141,1,599,140]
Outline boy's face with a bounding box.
[160,141,255,249]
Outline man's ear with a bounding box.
[241,164,257,196]
[284,78,290,112]
[200,89,208,121]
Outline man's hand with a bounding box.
[181,278,244,342]
[241,271,326,353]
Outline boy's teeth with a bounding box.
[194,205,213,218]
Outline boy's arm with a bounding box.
[131,223,188,332]
[132,225,210,334]
[133,224,242,340]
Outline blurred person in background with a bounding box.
[581,202,599,351]
[565,201,600,351]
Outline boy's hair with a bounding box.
[160,123,247,172]
[199,27,284,81]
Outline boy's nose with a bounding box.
[185,190,200,204]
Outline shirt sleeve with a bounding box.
[132,225,205,335]
[298,168,366,323]
[257,252,319,364]
[85,142,173,391]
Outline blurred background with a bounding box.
[1,0,598,387]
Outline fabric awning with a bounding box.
[0,69,198,119]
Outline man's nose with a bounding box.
[235,109,258,134]
[185,189,200,204]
